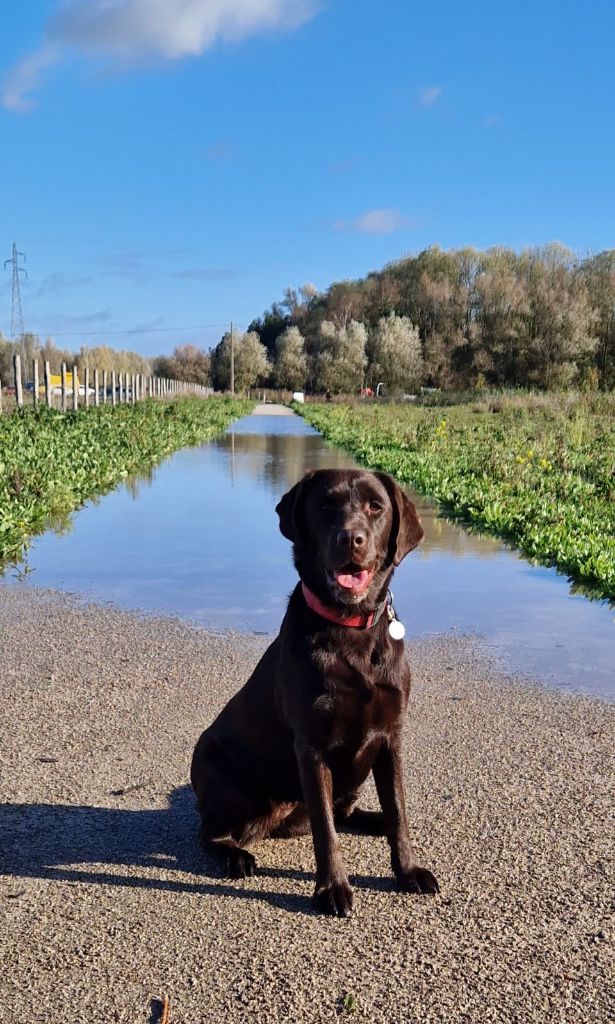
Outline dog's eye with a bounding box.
[368,501,383,514]
[319,503,336,515]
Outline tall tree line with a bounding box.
[245,244,615,392]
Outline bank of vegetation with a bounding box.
[296,394,615,601]
[0,397,252,566]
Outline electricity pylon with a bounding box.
[3,242,27,385]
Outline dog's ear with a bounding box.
[276,471,315,543]
[375,472,423,565]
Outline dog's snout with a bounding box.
[336,528,367,553]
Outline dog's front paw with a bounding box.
[313,877,354,917]
[397,865,439,895]
[227,847,257,879]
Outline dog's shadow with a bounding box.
[0,785,394,915]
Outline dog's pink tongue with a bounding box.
[335,570,371,591]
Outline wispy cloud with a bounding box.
[128,317,166,333]
[418,84,442,108]
[327,157,358,176]
[101,246,184,273]
[334,208,415,236]
[481,114,501,128]
[39,308,112,331]
[201,140,237,161]
[3,0,320,112]
[30,272,93,299]
[173,268,239,280]
[2,45,59,113]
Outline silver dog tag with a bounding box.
[388,618,406,640]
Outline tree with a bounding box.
[522,245,597,387]
[211,330,270,392]
[248,303,290,359]
[369,314,423,394]
[313,320,367,393]
[580,251,615,386]
[0,334,12,383]
[274,326,308,389]
[474,248,529,385]
[152,344,210,384]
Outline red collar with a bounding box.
[301,582,377,629]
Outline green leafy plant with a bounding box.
[0,397,253,567]
[295,395,615,601]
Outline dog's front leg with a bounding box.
[295,744,353,917]
[372,735,439,895]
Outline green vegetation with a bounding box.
[0,397,253,566]
[296,394,615,600]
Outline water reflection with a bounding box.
[3,412,613,697]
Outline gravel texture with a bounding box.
[0,586,612,1024]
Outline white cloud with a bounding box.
[2,45,59,112]
[2,0,319,111]
[418,84,442,108]
[334,208,414,236]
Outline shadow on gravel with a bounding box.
[0,785,393,915]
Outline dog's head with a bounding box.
[276,469,423,611]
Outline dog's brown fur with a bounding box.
[191,468,438,916]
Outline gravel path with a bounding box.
[0,586,612,1024]
[252,403,296,416]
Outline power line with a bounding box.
[20,322,249,339]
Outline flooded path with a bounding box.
[2,408,613,697]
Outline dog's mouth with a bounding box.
[326,564,375,594]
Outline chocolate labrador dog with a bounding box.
[191,468,438,916]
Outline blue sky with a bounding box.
[1,0,614,357]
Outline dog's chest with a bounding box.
[312,646,405,749]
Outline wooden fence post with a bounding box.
[72,365,79,411]
[111,371,117,406]
[94,368,100,407]
[85,366,90,408]
[0,375,3,415]
[61,363,67,412]
[44,361,51,407]
[102,370,107,404]
[13,354,23,408]
[33,360,39,408]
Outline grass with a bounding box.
[295,393,615,601]
[0,396,253,566]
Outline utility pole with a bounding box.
[230,320,235,395]
[4,243,27,386]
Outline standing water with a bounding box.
[2,408,614,697]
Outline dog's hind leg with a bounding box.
[269,804,311,839]
[340,807,387,835]
[199,821,258,879]
[334,793,387,835]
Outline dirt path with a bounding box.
[0,586,612,1023]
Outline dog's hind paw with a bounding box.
[313,878,354,917]
[397,865,439,895]
[227,847,257,879]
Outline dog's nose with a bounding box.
[337,529,366,552]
